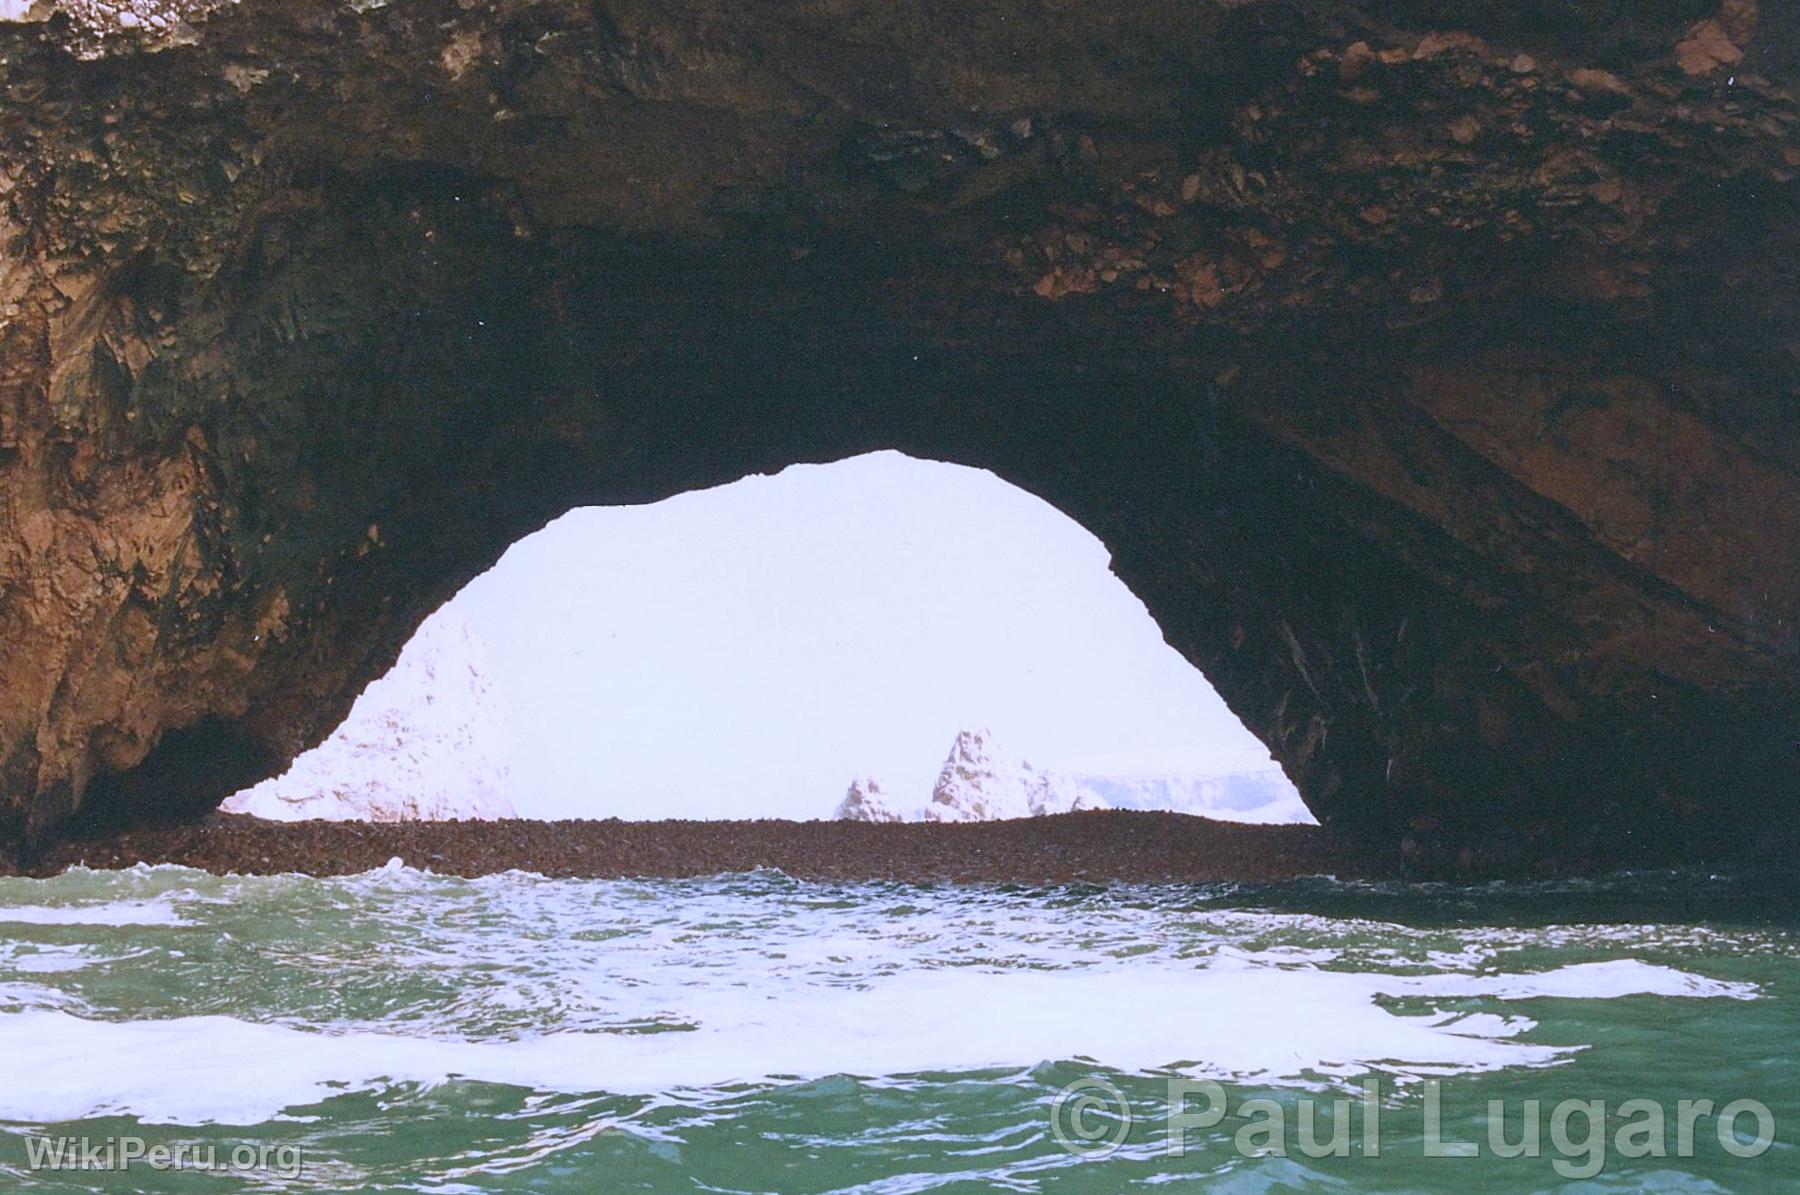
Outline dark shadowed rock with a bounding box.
[0,0,1796,874]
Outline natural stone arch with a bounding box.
[1,0,1796,870]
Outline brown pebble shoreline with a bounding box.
[0,811,1387,884]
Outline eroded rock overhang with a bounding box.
[0,0,1795,871]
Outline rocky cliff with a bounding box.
[1,0,1796,871]
[219,608,515,822]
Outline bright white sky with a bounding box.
[450,451,1282,819]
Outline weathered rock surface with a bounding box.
[1,0,1797,871]
[917,728,1103,822]
[921,729,1038,823]
[219,607,515,822]
[3,810,1369,884]
[834,777,903,824]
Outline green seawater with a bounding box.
[0,864,1795,1192]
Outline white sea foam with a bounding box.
[0,900,186,927]
[0,957,1753,1125]
[1404,958,1758,1002]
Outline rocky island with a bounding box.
[0,0,1796,874]
[835,728,1110,824]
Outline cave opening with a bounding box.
[59,719,280,845]
[215,451,1306,829]
[0,0,1790,875]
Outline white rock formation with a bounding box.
[1023,765,1107,816]
[921,728,1035,821]
[927,730,1109,820]
[833,777,905,823]
[221,609,516,822]
[1071,770,1312,824]
[830,727,1311,824]
[835,728,1105,823]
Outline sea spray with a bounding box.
[0,866,1792,1191]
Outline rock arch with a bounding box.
[1,0,1796,869]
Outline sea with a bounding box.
[0,863,1793,1192]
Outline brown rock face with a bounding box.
[1,0,1796,871]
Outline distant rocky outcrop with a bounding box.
[1026,768,1103,818]
[834,777,904,823]
[836,728,1105,823]
[832,727,1308,825]
[922,728,1106,822]
[921,728,1033,822]
[1072,771,1311,825]
[221,611,515,822]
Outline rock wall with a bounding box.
[219,608,515,822]
[0,0,1796,870]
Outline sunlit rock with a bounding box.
[837,729,1098,823]
[834,777,904,823]
[221,611,515,822]
[911,729,1101,822]
[921,728,1036,822]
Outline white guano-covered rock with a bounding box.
[221,609,516,822]
[834,776,905,823]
